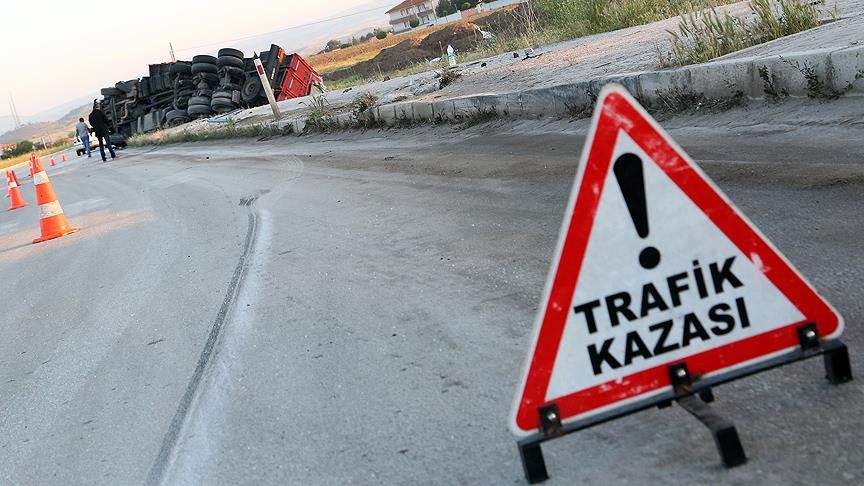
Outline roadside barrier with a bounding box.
[6,171,28,211]
[30,158,79,243]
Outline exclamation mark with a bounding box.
[613,153,661,269]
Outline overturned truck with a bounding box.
[99,45,324,138]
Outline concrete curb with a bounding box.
[333,45,864,128]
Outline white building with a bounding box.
[386,0,438,34]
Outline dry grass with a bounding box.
[0,145,73,171]
[309,8,520,78]
[309,30,432,74]
[663,0,827,66]
[325,59,449,91]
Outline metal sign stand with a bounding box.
[517,323,852,484]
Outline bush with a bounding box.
[461,2,472,10]
[531,0,699,37]
[350,92,380,117]
[665,0,824,66]
[409,17,421,28]
[10,140,34,156]
[375,30,388,40]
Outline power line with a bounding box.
[175,6,387,53]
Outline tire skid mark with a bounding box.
[146,211,259,486]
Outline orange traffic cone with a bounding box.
[6,171,28,211]
[50,155,57,166]
[29,155,36,177]
[11,170,21,186]
[31,158,79,243]
[61,152,67,162]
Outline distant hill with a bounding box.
[0,94,98,133]
[0,103,90,144]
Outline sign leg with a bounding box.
[676,394,747,468]
[518,442,549,484]
[823,341,853,384]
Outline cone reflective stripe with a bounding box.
[31,159,78,243]
[6,170,28,211]
[39,200,64,218]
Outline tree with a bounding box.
[11,140,33,156]
[375,29,388,40]
[324,39,341,52]
[436,0,457,16]
[409,16,421,28]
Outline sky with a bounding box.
[0,0,390,118]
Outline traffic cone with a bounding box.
[50,155,57,166]
[4,170,16,198]
[6,171,28,211]
[29,155,36,177]
[61,152,67,162]
[31,158,79,243]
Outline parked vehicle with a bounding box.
[73,133,128,156]
[98,45,325,138]
[74,134,100,156]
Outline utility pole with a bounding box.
[9,93,22,129]
[169,42,176,62]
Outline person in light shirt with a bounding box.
[75,117,92,157]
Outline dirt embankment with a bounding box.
[324,6,529,81]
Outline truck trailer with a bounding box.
[98,45,324,139]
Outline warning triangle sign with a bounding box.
[510,84,843,437]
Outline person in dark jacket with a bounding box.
[88,100,116,162]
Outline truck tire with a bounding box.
[192,55,217,65]
[188,104,212,117]
[169,63,192,75]
[188,96,212,106]
[195,72,219,85]
[191,63,218,74]
[221,66,246,78]
[217,55,244,68]
[165,109,190,126]
[241,77,262,102]
[101,87,125,96]
[211,97,235,110]
[218,48,244,59]
[211,96,234,106]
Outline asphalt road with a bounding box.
[1,99,862,485]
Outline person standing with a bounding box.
[75,117,92,157]
[88,100,116,162]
